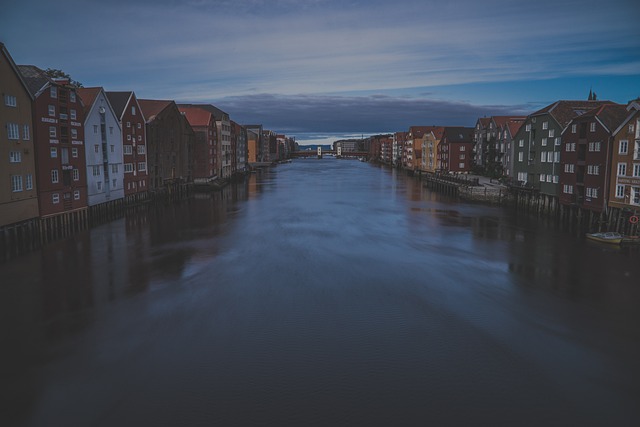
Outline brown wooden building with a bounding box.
[608,101,640,212]
[106,91,149,200]
[18,65,88,218]
[178,105,217,179]
[559,103,628,213]
[1,43,39,228]
[138,99,195,190]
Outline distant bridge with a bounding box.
[291,150,369,158]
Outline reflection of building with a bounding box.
[0,43,39,228]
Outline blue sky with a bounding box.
[2,0,639,143]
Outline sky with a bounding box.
[2,0,639,144]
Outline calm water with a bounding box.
[1,158,639,426]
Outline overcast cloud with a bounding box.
[2,0,639,136]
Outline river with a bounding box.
[1,158,639,426]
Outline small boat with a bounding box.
[585,232,623,244]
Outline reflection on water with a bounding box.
[1,159,639,427]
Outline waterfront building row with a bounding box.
[1,43,294,233]
[368,96,640,225]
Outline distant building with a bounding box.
[139,99,195,189]
[0,43,39,228]
[178,106,218,179]
[438,127,475,173]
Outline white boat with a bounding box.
[585,232,623,244]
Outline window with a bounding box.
[11,175,23,192]
[74,190,80,200]
[555,137,561,146]
[111,164,118,173]
[94,145,99,153]
[590,122,596,132]
[50,86,57,98]
[7,123,19,139]
[546,175,552,183]
[630,124,635,134]
[526,124,531,132]
[458,163,465,169]
[634,164,640,177]
[137,123,141,129]
[127,135,131,141]
[138,135,142,141]
[131,106,136,115]
[70,91,76,102]
[633,187,640,205]
[540,174,546,182]
[460,146,465,152]
[25,174,33,190]
[571,124,577,133]
[127,121,131,128]
[71,128,78,139]
[124,145,133,155]
[97,181,102,191]
[48,105,55,116]
[636,142,640,160]
[563,184,573,194]
[47,126,56,138]
[73,169,79,181]
[618,163,627,176]
[549,129,555,138]
[9,151,21,163]
[51,169,59,183]
[540,152,546,162]
[620,140,629,154]
[518,152,524,162]
[93,166,101,176]
[459,154,465,160]
[112,179,117,188]
[124,163,134,173]
[554,151,560,163]
[586,188,598,198]
[70,109,76,120]
[553,175,559,184]
[616,185,625,198]
[542,121,548,130]
[4,94,17,106]
[22,125,30,140]
[50,147,57,158]
[542,138,548,146]
[72,148,78,158]
[110,145,114,153]
[94,125,99,134]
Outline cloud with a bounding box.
[215,93,531,133]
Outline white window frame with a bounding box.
[51,169,59,183]
[11,175,23,192]
[619,140,628,155]
[9,151,21,163]
[618,163,627,176]
[616,185,625,198]
[7,123,20,140]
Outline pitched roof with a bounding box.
[578,103,628,133]
[138,99,173,122]
[76,87,102,115]
[177,103,228,121]
[105,91,132,118]
[442,127,474,142]
[507,119,525,137]
[177,105,213,127]
[1,43,34,101]
[532,100,610,128]
[16,64,50,97]
[492,115,527,128]
[476,117,491,128]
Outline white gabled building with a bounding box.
[78,87,124,206]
